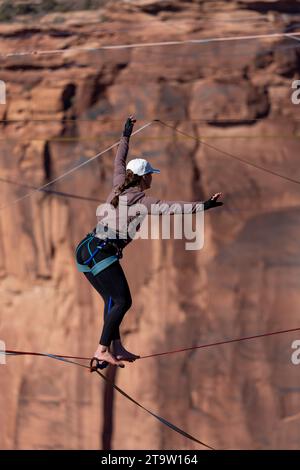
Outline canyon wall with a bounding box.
[0,0,300,449]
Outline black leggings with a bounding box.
[76,235,132,347]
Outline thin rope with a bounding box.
[2,114,300,206]
[288,34,300,42]
[1,133,300,142]
[3,325,300,447]
[0,349,214,450]
[157,120,300,187]
[1,31,299,58]
[120,41,300,63]
[92,367,215,450]
[140,326,300,359]
[0,175,256,212]
[0,176,103,203]
[3,326,300,448]
[0,121,153,211]
[2,41,300,71]
[3,326,300,362]
[1,116,300,124]
[2,116,300,209]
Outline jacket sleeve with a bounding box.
[113,135,130,189]
[139,195,204,214]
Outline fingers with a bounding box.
[123,116,136,136]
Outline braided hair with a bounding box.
[111,169,142,208]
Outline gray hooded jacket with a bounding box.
[95,135,204,244]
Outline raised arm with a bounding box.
[113,116,136,189]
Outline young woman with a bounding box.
[75,116,223,369]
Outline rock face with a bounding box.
[1,0,300,450]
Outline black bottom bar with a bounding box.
[1,450,300,467]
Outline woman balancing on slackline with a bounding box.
[75,116,223,370]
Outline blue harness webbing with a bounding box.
[75,234,119,276]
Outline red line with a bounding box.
[139,327,300,359]
[5,326,300,361]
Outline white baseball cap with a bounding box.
[126,158,160,176]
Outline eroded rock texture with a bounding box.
[0,0,300,450]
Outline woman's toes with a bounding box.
[116,355,138,362]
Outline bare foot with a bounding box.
[112,343,140,362]
[94,347,125,368]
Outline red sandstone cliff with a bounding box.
[0,0,300,450]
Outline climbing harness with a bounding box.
[75,231,123,276]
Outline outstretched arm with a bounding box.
[141,193,223,214]
[113,115,136,189]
